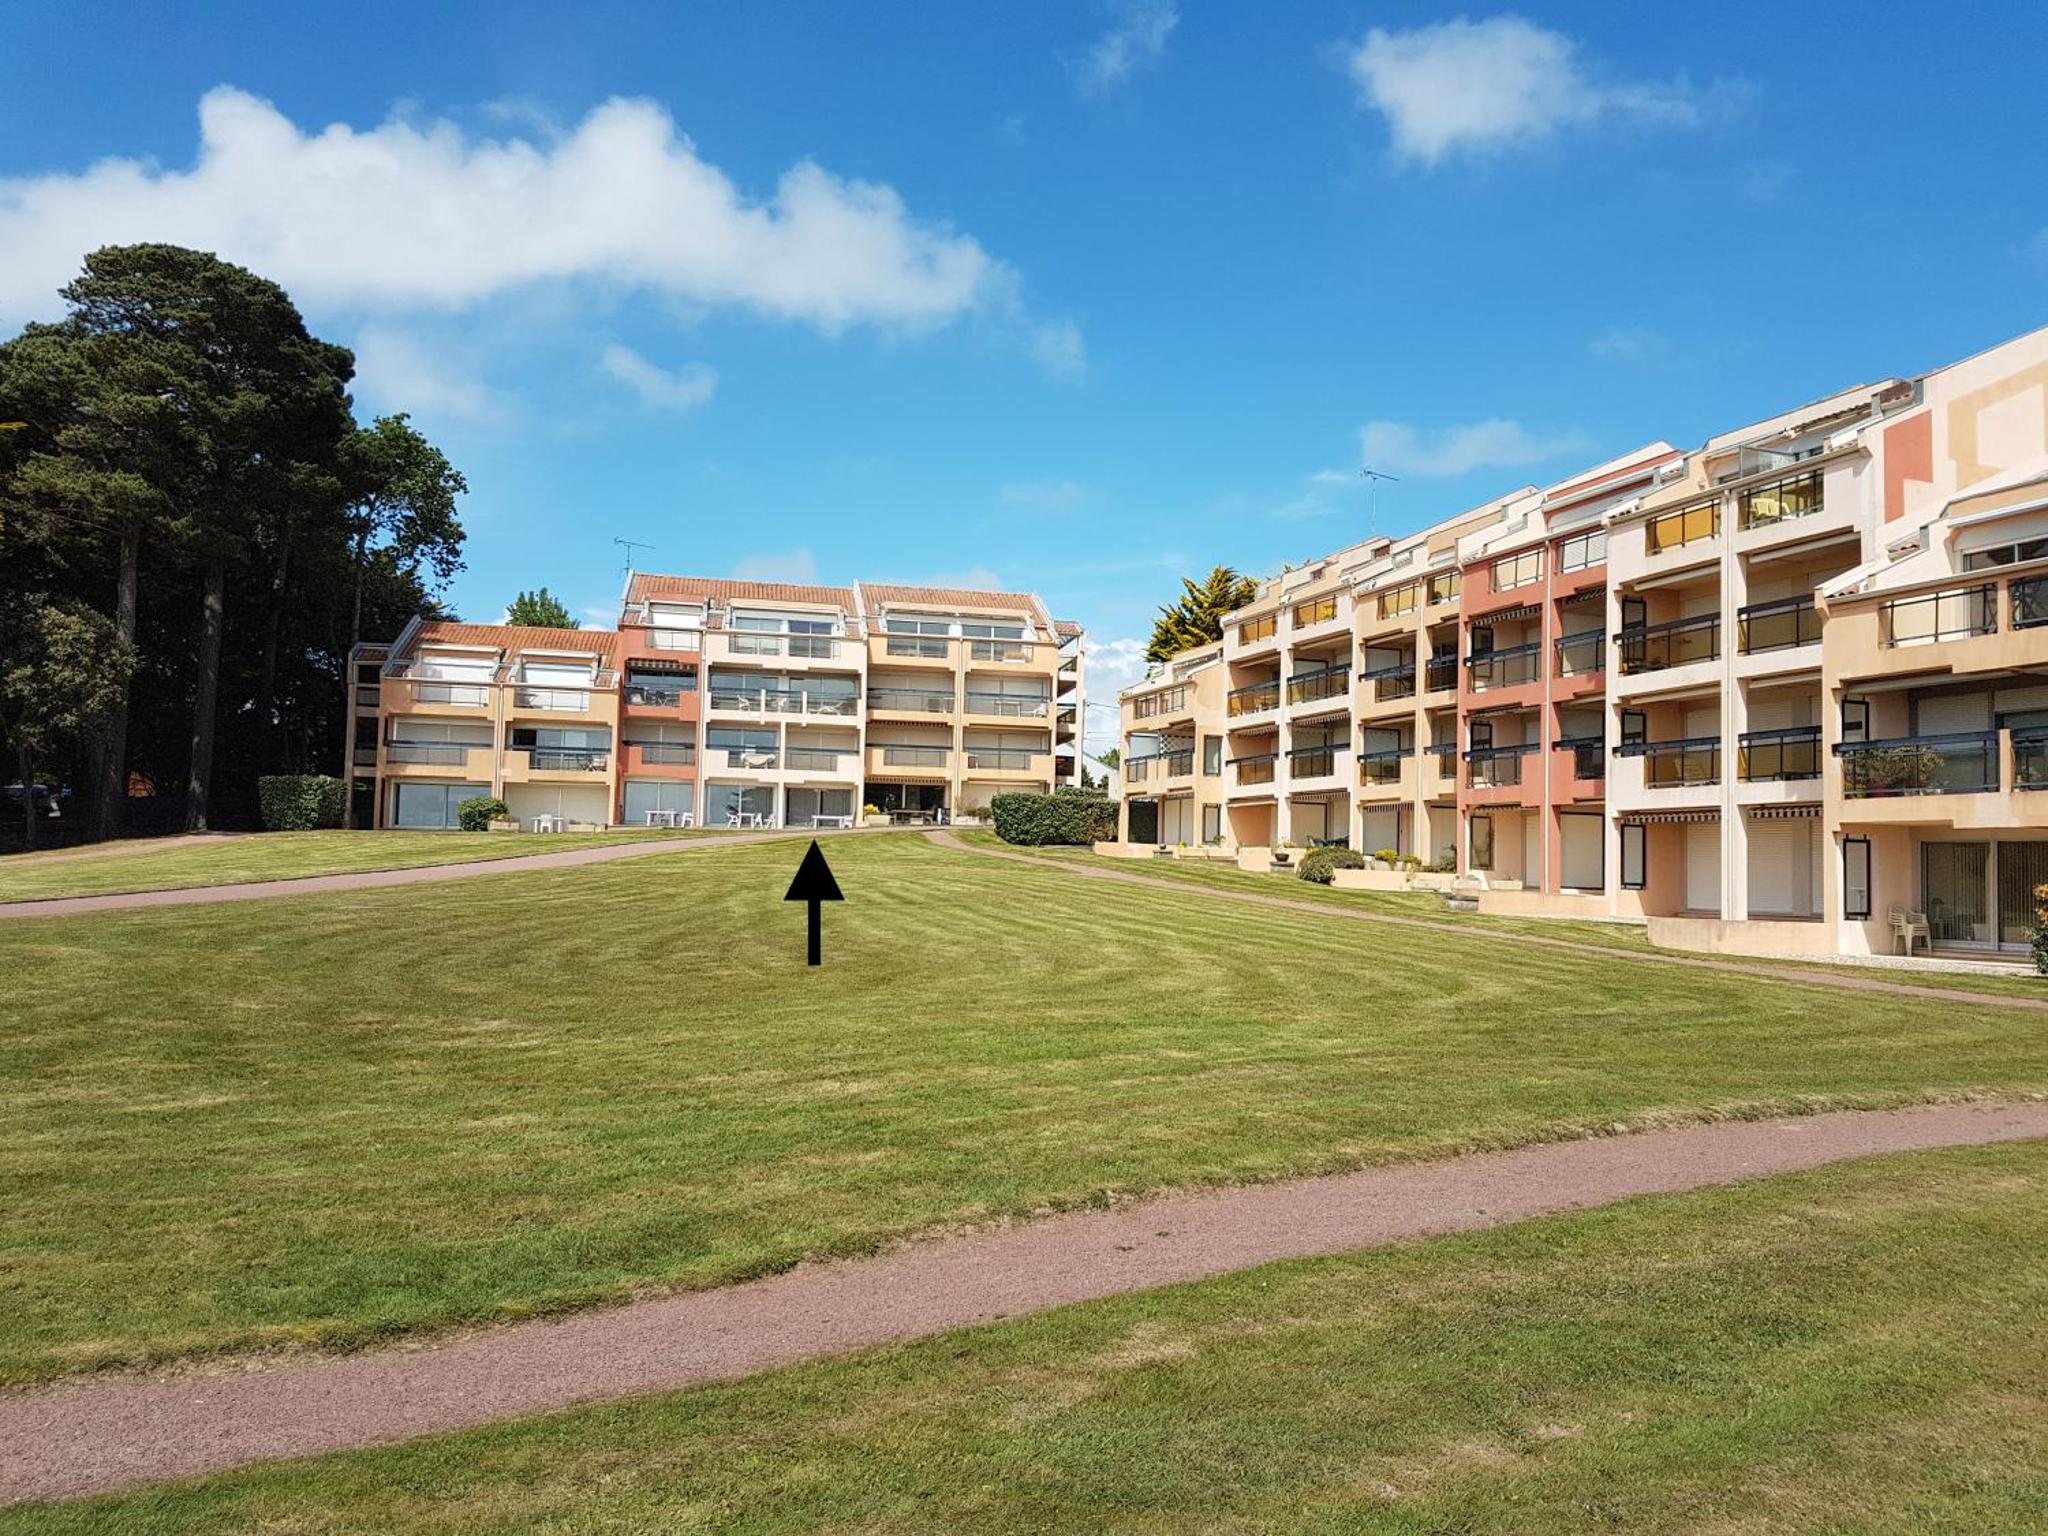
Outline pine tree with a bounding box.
[1145,565,1260,662]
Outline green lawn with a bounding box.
[0,827,729,902]
[3,833,2043,1388]
[12,1141,2045,1533]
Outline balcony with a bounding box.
[1737,468,1824,531]
[1291,595,1340,631]
[967,640,1036,665]
[869,686,954,715]
[1466,642,1541,693]
[2014,577,2048,630]
[1424,654,1459,693]
[512,686,593,713]
[965,746,1044,774]
[1363,663,1415,703]
[1738,596,1820,655]
[352,745,378,770]
[1235,614,1279,648]
[2014,729,2048,789]
[624,683,691,708]
[1616,615,1719,676]
[963,692,1051,719]
[627,742,695,767]
[710,685,859,717]
[1358,748,1409,786]
[717,746,782,771]
[1554,631,1604,679]
[871,743,951,779]
[519,746,610,773]
[785,746,856,774]
[354,684,381,709]
[1228,680,1281,717]
[1880,585,1995,648]
[386,742,471,766]
[1131,686,1189,720]
[1836,732,1997,798]
[1286,666,1351,707]
[1738,726,1820,782]
[1465,744,1535,789]
[1286,744,1346,779]
[1231,753,1278,787]
[1554,736,1605,781]
[879,634,953,661]
[384,674,492,711]
[642,628,701,653]
[1646,502,1718,555]
[1620,737,1721,788]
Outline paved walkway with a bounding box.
[931,832,2048,1013]
[2,1100,2041,1505]
[0,828,862,919]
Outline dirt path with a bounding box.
[930,831,2048,1013]
[0,827,867,919]
[3,1101,2043,1505]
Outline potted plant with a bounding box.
[861,803,891,828]
[1270,840,1295,869]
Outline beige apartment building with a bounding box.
[1116,318,2048,967]
[350,577,1085,829]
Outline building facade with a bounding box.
[1115,320,2048,963]
[350,578,1085,829]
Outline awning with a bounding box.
[1560,585,1607,608]
[1480,603,1541,624]
[625,657,693,674]
[1744,803,1821,820]
[1618,808,1721,825]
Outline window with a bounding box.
[1620,710,1646,748]
[1621,596,1647,631]
[1841,697,1870,745]
[1621,823,1646,890]
[1426,570,1461,605]
[1492,548,1543,591]
[1202,735,1222,776]
[1738,468,1824,529]
[1293,594,1339,628]
[1202,804,1222,843]
[1962,536,2048,571]
[1646,501,1719,553]
[1470,814,1495,871]
[1843,837,1872,920]
[1559,530,1606,572]
[1378,582,1420,618]
[1238,613,1278,644]
[1470,718,1493,751]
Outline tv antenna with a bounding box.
[614,537,657,582]
[1360,467,1399,539]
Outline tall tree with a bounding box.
[0,598,134,850]
[340,413,467,653]
[1145,565,1260,662]
[55,246,355,830]
[505,587,580,628]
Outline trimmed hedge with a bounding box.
[1298,846,1367,884]
[256,775,346,831]
[990,791,1117,846]
[457,795,510,833]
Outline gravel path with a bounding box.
[0,827,861,919]
[3,1101,2043,1505]
[931,832,2048,1012]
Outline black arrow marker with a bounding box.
[783,839,844,966]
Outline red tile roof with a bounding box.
[410,620,620,661]
[626,573,858,610]
[857,582,1039,613]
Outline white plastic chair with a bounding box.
[1889,905,1930,956]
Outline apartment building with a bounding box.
[1117,642,1225,845]
[350,577,1085,829]
[1114,318,2048,965]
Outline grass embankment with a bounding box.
[1,833,2043,1385]
[0,827,722,902]
[11,1142,2046,1533]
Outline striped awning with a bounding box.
[1480,603,1541,623]
[1617,808,1721,825]
[1745,803,1821,820]
[1560,585,1607,608]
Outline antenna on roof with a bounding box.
[613,537,657,583]
[1360,467,1400,540]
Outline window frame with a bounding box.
[1620,823,1647,890]
[1843,836,1872,920]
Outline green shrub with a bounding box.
[1372,847,1400,865]
[256,775,346,831]
[1298,846,1367,884]
[457,795,510,832]
[989,791,1116,846]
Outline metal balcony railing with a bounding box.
[967,747,1041,771]
[726,633,841,659]
[513,687,593,712]
[1232,753,1277,785]
[1131,686,1188,719]
[2014,729,2048,789]
[1292,595,1339,628]
[1286,743,1347,778]
[1835,732,1998,798]
[720,747,781,770]
[2013,577,2048,630]
[523,747,609,772]
[1619,736,1721,788]
[869,687,954,713]
[631,742,694,765]
[1880,585,1995,647]
[1465,744,1535,788]
[1737,596,1820,654]
[885,635,952,659]
[354,684,382,708]
[1358,748,1409,785]
[1737,726,1820,782]
[1737,468,1824,530]
[1364,663,1415,702]
[1466,642,1541,692]
[625,683,688,707]
[1646,502,1718,553]
[1424,654,1459,693]
[1237,614,1278,645]
[1286,666,1351,706]
[968,640,1034,664]
[404,680,491,707]
[1228,680,1280,715]
[1554,736,1605,779]
[1616,614,1719,674]
[878,744,950,767]
[965,692,1050,717]
[1554,631,1604,677]
[785,747,850,771]
[386,742,470,765]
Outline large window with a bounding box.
[1378,582,1420,618]
[1202,735,1222,776]
[1843,837,1872,920]
[1470,813,1495,871]
[1962,536,2048,571]
[1491,548,1543,591]
[1292,594,1339,628]
[622,779,695,824]
[390,781,488,829]
[1558,530,1606,572]
[1738,468,1825,529]
[1646,501,1718,553]
[1620,823,1646,890]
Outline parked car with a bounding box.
[3,782,71,817]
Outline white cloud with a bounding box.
[602,344,717,410]
[351,325,505,425]
[1359,418,1587,477]
[1346,16,1730,167]
[0,86,1020,333]
[732,548,820,584]
[1073,0,1179,93]
[921,563,1008,592]
[1083,636,1149,755]
[998,478,1092,515]
[1588,326,1668,362]
[1028,319,1087,380]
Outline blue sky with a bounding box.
[4,2,2047,750]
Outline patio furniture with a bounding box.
[1889,904,1931,956]
[530,813,562,833]
[813,814,854,829]
[644,809,679,828]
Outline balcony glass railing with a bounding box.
[1737,596,1820,654]
[1646,502,1718,553]
[630,742,694,765]
[513,687,593,712]
[647,629,700,652]
[1738,726,1820,782]
[967,640,1034,664]
[1738,468,1824,530]
[2013,577,2048,630]
[407,681,490,707]
[964,692,1050,717]
[354,684,382,708]
[1287,743,1347,778]
[727,632,841,659]
[1292,595,1340,628]
[1616,614,1719,674]
[1358,748,1409,785]
[1466,642,1541,692]
[1228,680,1280,715]
[785,747,850,771]
[1286,666,1351,705]
[1365,664,1415,702]
[1424,655,1459,693]
[2014,730,2048,789]
[1554,736,1605,780]
[1619,736,1721,788]
[967,747,1041,771]
[1237,614,1279,646]
[878,744,950,767]
[386,742,469,765]
[1232,754,1277,785]
[1131,686,1188,719]
[1881,585,1995,647]
[1160,749,1194,778]
[1554,631,1604,677]
[524,747,609,772]
[624,683,687,707]
[1465,744,1534,788]
[868,687,954,713]
[885,635,952,659]
[1836,732,1998,798]
[720,746,781,770]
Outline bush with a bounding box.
[2033,882,2048,976]
[256,775,345,831]
[1298,846,1367,884]
[457,795,509,832]
[989,791,1117,846]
